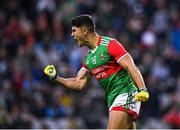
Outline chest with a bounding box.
[84,46,112,70]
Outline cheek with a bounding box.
[77,34,84,40]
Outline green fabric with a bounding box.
[84,36,113,69]
[84,36,137,108]
[99,69,137,107]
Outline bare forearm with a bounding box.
[119,54,146,89]
[55,76,83,90]
[127,65,145,89]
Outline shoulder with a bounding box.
[108,39,125,50]
[107,38,127,61]
[101,36,123,46]
[100,36,113,46]
[102,36,113,41]
[100,36,126,52]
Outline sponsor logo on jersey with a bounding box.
[91,62,122,80]
[92,65,108,75]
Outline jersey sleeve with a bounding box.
[108,39,127,62]
[81,62,89,72]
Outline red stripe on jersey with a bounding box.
[108,39,127,62]
[91,61,123,80]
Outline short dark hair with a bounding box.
[71,14,96,32]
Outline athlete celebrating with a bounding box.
[44,14,149,129]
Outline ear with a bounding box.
[82,27,88,35]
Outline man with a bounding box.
[44,14,149,129]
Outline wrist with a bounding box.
[138,87,148,92]
[50,73,57,80]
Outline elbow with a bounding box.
[73,84,84,91]
[74,87,82,91]
[73,78,86,91]
[78,84,85,90]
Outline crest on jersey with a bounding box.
[100,54,104,61]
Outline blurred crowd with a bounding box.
[0,0,180,129]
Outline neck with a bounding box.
[86,33,99,50]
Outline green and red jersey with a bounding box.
[82,36,137,107]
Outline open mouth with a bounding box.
[73,37,77,41]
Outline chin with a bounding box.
[79,44,83,47]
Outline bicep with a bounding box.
[118,53,136,70]
[107,40,136,70]
[118,53,145,88]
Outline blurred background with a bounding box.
[0,0,180,129]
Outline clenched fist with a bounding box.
[44,65,57,80]
[134,89,149,102]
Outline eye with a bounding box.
[72,29,76,32]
